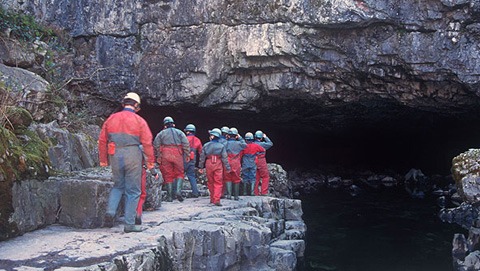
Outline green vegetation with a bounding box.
[0,68,51,182]
[0,6,71,84]
[0,7,96,181]
[0,7,55,43]
[0,125,50,182]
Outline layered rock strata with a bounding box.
[0,194,305,271]
[2,0,479,127]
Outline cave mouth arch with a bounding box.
[138,104,480,176]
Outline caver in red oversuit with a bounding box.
[253,131,273,196]
[153,116,190,202]
[198,128,231,206]
[224,128,247,200]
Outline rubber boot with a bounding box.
[175,178,184,202]
[250,182,255,196]
[104,214,115,228]
[166,183,173,202]
[225,182,232,199]
[243,182,248,196]
[124,224,145,233]
[233,183,240,201]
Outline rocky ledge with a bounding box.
[439,149,480,270]
[0,186,305,271]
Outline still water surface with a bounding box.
[300,187,465,271]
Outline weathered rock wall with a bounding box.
[3,0,479,127]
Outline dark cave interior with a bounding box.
[138,104,480,177]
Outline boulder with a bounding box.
[268,163,292,198]
[0,38,37,69]
[57,178,112,228]
[268,247,297,271]
[56,167,163,228]
[0,63,62,121]
[30,121,99,172]
[451,149,480,203]
[270,239,306,258]
[144,172,163,210]
[10,178,59,234]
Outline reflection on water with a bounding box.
[300,187,465,271]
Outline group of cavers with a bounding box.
[98,93,273,232]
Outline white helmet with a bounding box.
[123,92,141,104]
[245,132,254,140]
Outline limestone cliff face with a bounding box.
[2,0,479,127]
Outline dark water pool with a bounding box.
[299,187,465,271]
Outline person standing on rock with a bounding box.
[184,124,202,198]
[219,126,230,198]
[241,132,265,196]
[198,128,231,206]
[98,92,156,233]
[154,116,190,202]
[253,130,273,196]
[224,127,247,200]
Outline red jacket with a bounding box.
[187,134,202,159]
[242,141,265,156]
[98,109,155,167]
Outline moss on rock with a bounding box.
[0,125,51,239]
[5,106,33,129]
[0,125,50,180]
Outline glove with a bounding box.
[100,162,108,167]
[146,162,155,169]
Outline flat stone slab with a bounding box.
[0,196,305,271]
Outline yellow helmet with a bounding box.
[123,92,141,104]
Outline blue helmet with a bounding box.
[185,124,196,132]
[209,128,222,138]
[163,116,174,125]
[228,127,238,135]
[254,130,263,139]
[221,126,230,134]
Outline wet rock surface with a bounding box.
[0,195,305,271]
[0,164,303,270]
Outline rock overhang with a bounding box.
[4,0,480,174]
[137,97,480,175]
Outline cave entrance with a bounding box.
[139,104,480,176]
